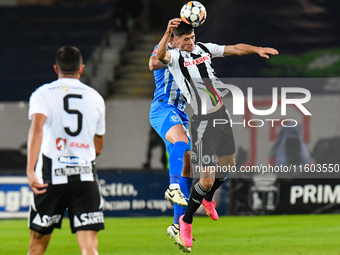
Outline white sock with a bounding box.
[169,183,180,190]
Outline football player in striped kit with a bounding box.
[156,18,278,248]
[26,46,105,255]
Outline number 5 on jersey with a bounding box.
[63,94,83,137]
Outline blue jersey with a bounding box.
[151,44,186,112]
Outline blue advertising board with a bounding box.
[0,171,174,218]
[0,176,32,218]
[0,171,230,218]
[98,170,174,217]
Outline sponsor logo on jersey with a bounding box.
[58,156,87,165]
[61,85,69,91]
[56,138,67,151]
[70,142,89,149]
[73,211,104,228]
[32,213,62,227]
[54,166,92,176]
[184,55,210,67]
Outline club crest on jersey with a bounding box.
[184,55,210,67]
[61,85,69,92]
[171,115,180,122]
[56,138,67,151]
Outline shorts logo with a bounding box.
[202,155,211,164]
[171,115,180,122]
[58,156,87,165]
[211,155,218,164]
[73,212,104,228]
[191,152,197,161]
[56,138,66,151]
[32,213,62,227]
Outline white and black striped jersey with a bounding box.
[167,42,229,115]
[28,78,105,185]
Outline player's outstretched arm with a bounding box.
[223,44,279,58]
[156,18,181,64]
[27,113,48,195]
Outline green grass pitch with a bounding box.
[1,214,339,254]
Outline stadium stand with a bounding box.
[0,3,124,101]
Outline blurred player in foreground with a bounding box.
[157,18,278,249]
[149,34,193,253]
[26,46,106,255]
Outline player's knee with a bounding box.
[78,236,98,255]
[228,157,236,167]
[28,246,45,255]
[175,134,188,144]
[200,178,214,190]
[79,245,98,255]
[218,155,236,167]
[28,231,50,255]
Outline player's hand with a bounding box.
[257,47,279,59]
[166,18,182,34]
[27,170,48,195]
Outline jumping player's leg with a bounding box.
[179,168,215,248]
[165,124,189,191]
[203,106,236,206]
[27,230,52,255]
[167,151,193,253]
[173,151,193,225]
[200,154,236,221]
[150,106,189,206]
[77,230,99,255]
[183,168,215,225]
[204,153,236,202]
[157,110,192,252]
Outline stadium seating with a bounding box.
[0,4,117,101]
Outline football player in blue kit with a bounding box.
[149,35,193,252]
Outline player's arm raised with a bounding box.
[223,44,279,59]
[27,113,48,194]
[156,18,181,64]
[149,55,166,71]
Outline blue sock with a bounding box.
[174,176,193,224]
[169,141,187,186]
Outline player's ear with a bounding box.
[173,36,179,44]
[79,64,85,74]
[54,65,59,74]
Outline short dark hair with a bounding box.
[56,46,83,73]
[173,22,194,37]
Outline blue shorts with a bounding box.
[149,103,191,153]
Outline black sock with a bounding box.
[183,182,210,224]
[204,177,227,202]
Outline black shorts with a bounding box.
[29,180,104,235]
[191,105,235,167]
